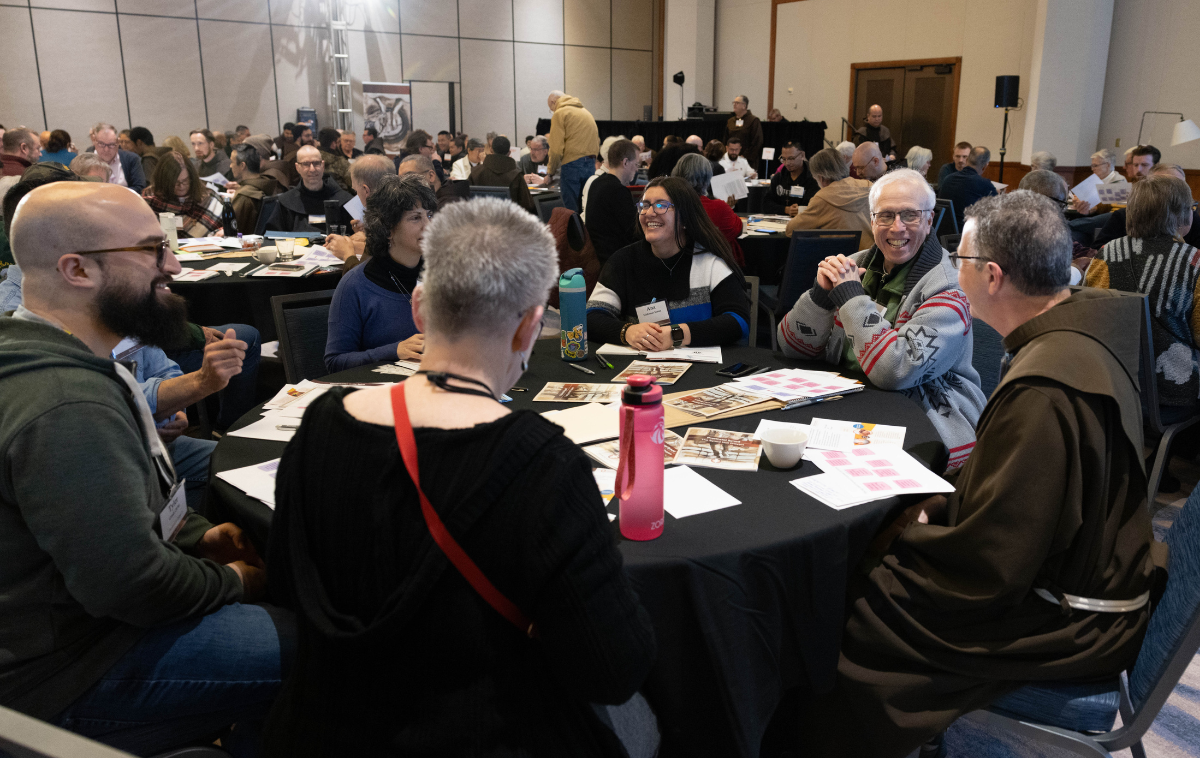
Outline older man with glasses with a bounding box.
[263,144,352,233]
[88,122,146,193]
[777,168,986,464]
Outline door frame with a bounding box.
[846,57,962,145]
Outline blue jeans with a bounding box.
[559,155,595,213]
[170,435,218,512]
[168,323,262,429]
[52,603,295,758]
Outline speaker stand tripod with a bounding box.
[997,107,1010,185]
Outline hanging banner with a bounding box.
[362,82,411,155]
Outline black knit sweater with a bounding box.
[264,389,656,757]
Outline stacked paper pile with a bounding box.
[730,368,862,402]
[216,458,280,507]
[226,381,337,442]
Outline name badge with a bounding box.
[537,165,547,175]
[736,119,744,127]
[309,214,326,225]
[789,185,805,198]
[175,216,184,229]
[444,153,452,161]
[635,300,670,326]
[159,479,187,542]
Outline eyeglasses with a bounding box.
[948,253,992,270]
[296,161,324,169]
[74,240,171,268]
[636,200,675,214]
[871,209,933,226]
[95,140,118,150]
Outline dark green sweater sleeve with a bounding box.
[11,401,242,626]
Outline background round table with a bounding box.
[168,256,343,342]
[205,342,945,758]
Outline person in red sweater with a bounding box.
[672,153,744,267]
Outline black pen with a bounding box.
[242,264,266,277]
[595,353,614,370]
[781,395,844,412]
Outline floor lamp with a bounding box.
[1137,111,1200,147]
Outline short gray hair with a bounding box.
[466,137,486,151]
[599,135,626,165]
[735,95,748,105]
[1029,151,1057,171]
[809,147,849,184]
[672,153,713,196]
[1017,169,1067,202]
[530,135,548,149]
[90,122,117,139]
[419,197,559,339]
[349,154,396,191]
[835,141,855,163]
[965,191,1071,296]
[905,146,932,175]
[1091,148,1118,169]
[968,146,991,170]
[397,153,435,176]
[69,153,112,180]
[869,168,935,213]
[1127,175,1193,239]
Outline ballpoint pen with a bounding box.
[596,353,614,370]
[567,362,596,375]
[275,424,299,431]
[781,395,844,412]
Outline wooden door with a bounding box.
[849,58,960,173]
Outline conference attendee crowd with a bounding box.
[0,90,1189,757]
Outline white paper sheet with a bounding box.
[808,446,954,498]
[991,181,1008,193]
[710,172,748,201]
[791,473,875,510]
[216,458,280,507]
[1070,174,1103,207]
[761,147,776,160]
[343,194,364,221]
[540,402,620,444]
[595,344,722,363]
[663,465,741,518]
[200,172,228,187]
[172,252,207,262]
[225,415,297,442]
[252,262,319,278]
[592,468,618,520]
[207,262,250,274]
[1096,181,1132,204]
[808,417,906,451]
[171,268,219,282]
[296,245,343,266]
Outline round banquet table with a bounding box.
[205,342,946,758]
[168,256,343,342]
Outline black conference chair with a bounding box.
[270,289,337,384]
[940,233,961,252]
[759,231,861,351]
[934,198,957,237]
[535,193,565,224]
[254,195,281,236]
[468,185,513,202]
[971,319,1004,399]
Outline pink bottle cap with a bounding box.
[623,375,662,404]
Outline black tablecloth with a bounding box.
[207,343,944,757]
[169,256,343,342]
[536,119,828,170]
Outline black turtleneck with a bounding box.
[298,180,339,215]
[364,252,422,295]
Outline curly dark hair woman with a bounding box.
[585,175,751,348]
[325,173,439,372]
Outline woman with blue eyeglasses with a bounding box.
[586,176,751,349]
[325,173,433,372]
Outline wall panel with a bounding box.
[199,20,278,136]
[399,0,457,37]
[459,0,513,40]
[122,15,207,141]
[564,44,610,120]
[401,33,459,82]
[611,49,651,121]
[514,41,565,137]
[513,0,562,44]
[31,8,127,145]
[564,0,608,47]
[346,30,405,134]
[0,6,44,133]
[459,38,516,140]
[611,0,653,50]
[273,24,331,130]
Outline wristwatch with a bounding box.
[671,325,684,348]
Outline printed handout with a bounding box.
[533,382,624,404]
[806,417,906,451]
[808,447,954,498]
[216,459,280,507]
[665,384,769,418]
[671,427,763,472]
[734,368,861,401]
[612,360,691,384]
[584,429,684,469]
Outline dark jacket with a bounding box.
[937,166,997,232]
[935,162,957,189]
[470,154,536,215]
[764,163,821,213]
[139,146,173,186]
[318,148,351,191]
[116,149,147,193]
[724,111,763,171]
[0,315,240,720]
[520,153,549,177]
[436,180,470,210]
[584,172,641,267]
[231,173,281,235]
[853,123,894,158]
[363,139,385,156]
[264,177,352,233]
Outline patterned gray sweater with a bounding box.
[776,237,987,469]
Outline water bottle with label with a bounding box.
[221,199,237,238]
[614,375,664,541]
[559,267,587,362]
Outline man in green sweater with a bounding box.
[0,182,293,755]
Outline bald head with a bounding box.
[12,183,160,276]
[686,135,703,148]
[867,105,883,127]
[851,142,885,181]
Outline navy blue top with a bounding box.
[936,166,997,232]
[324,263,419,372]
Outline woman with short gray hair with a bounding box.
[673,152,745,265]
[267,196,658,757]
[1089,148,1121,183]
[1086,174,1200,412]
[905,146,933,178]
[785,147,872,246]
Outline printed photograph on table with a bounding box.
[585,429,684,469]
[672,428,763,472]
[664,384,769,417]
[612,360,691,384]
[533,382,624,403]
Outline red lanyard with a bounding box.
[390,383,536,638]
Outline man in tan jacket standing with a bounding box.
[542,90,599,213]
[785,147,873,248]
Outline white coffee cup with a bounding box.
[253,247,278,264]
[761,428,808,469]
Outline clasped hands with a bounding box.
[815,254,867,291]
[624,322,673,352]
[197,522,267,601]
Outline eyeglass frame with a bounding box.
[72,240,171,268]
[295,160,325,169]
[635,199,676,214]
[947,253,993,270]
[871,208,935,226]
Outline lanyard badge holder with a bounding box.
[390,383,537,639]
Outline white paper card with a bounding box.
[208,262,250,274]
[791,473,875,510]
[663,465,741,518]
[343,194,364,221]
[225,415,297,442]
[171,268,219,282]
[509,147,523,160]
[808,417,905,451]
[540,402,620,445]
[592,468,618,520]
[160,481,188,539]
[762,147,776,160]
[308,215,326,225]
[217,458,280,507]
[1070,174,1103,207]
[808,446,954,498]
[635,300,670,325]
[1096,181,1131,204]
[200,172,228,187]
[710,172,748,201]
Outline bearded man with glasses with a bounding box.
[0,182,293,755]
[264,144,352,233]
[777,168,986,465]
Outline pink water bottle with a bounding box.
[615,375,665,541]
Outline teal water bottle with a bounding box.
[559,267,587,361]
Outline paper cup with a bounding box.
[761,428,808,469]
[253,247,278,264]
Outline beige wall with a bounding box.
[769,0,1039,165]
[0,0,654,149]
[1098,0,1200,170]
[713,0,770,119]
[664,0,716,120]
